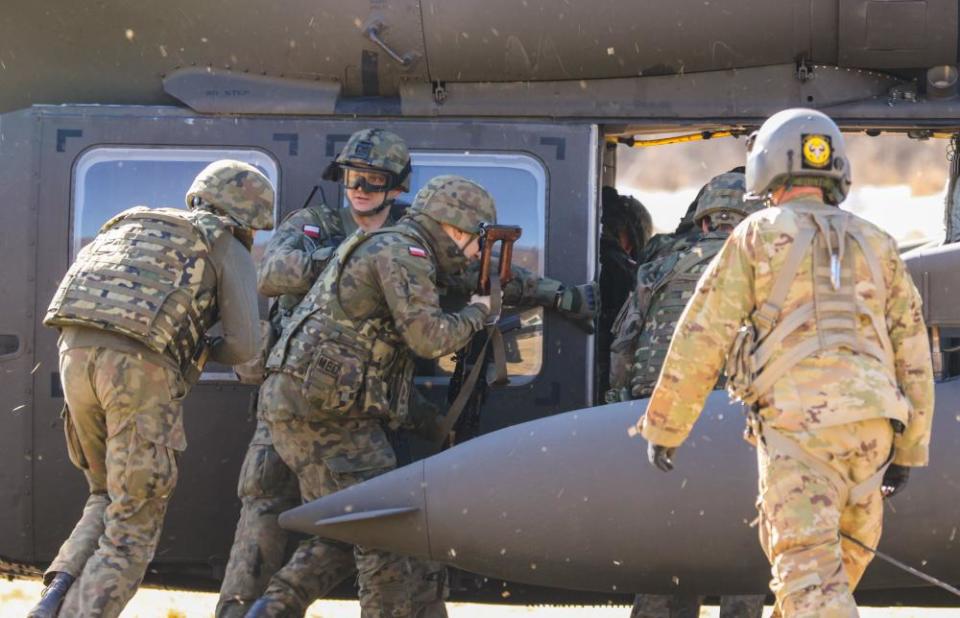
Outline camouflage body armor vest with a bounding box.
[726,205,896,405]
[44,207,229,374]
[266,227,423,427]
[629,231,729,399]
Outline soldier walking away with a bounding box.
[635,109,934,617]
[608,172,765,618]
[32,160,274,618]
[242,175,499,618]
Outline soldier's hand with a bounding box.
[647,442,676,472]
[555,282,598,333]
[555,282,597,317]
[469,294,492,313]
[881,463,910,498]
[311,246,336,263]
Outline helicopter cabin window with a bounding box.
[72,147,280,381]
[72,147,279,261]
[395,152,547,384]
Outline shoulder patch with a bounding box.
[408,246,428,258]
[303,224,321,239]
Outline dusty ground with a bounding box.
[2,579,957,617]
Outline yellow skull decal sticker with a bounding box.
[801,134,832,169]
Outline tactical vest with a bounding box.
[45,207,229,373]
[266,226,424,426]
[628,232,729,399]
[726,205,895,405]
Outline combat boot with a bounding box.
[26,572,75,618]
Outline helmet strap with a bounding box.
[351,194,394,218]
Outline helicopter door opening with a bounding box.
[605,126,954,406]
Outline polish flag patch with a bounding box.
[302,225,321,239]
[408,246,428,258]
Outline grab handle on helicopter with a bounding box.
[363,18,421,68]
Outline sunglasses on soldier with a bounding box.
[341,165,393,193]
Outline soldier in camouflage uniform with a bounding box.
[33,160,273,618]
[608,172,765,618]
[634,166,748,270]
[597,187,652,396]
[608,171,755,404]
[636,109,934,617]
[243,175,499,618]
[219,130,597,618]
[217,128,415,618]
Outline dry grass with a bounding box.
[2,579,957,616]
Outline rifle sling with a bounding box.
[434,274,508,447]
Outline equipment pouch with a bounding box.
[361,340,414,427]
[62,404,89,471]
[300,331,371,415]
[725,323,757,405]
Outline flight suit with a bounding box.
[256,212,488,617]
[44,207,260,618]
[637,199,934,617]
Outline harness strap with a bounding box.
[434,273,508,447]
[487,274,509,386]
[847,226,896,372]
[759,422,893,506]
[754,226,817,334]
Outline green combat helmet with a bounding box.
[407,174,497,234]
[186,160,275,230]
[323,128,412,192]
[693,171,753,230]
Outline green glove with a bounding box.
[555,282,598,316]
[555,282,598,333]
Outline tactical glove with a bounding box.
[647,442,676,472]
[881,463,910,498]
[555,282,598,333]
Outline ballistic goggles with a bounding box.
[341,165,396,193]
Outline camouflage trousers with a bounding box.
[258,372,447,618]
[48,346,184,618]
[757,418,894,618]
[216,417,301,618]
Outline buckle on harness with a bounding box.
[753,302,780,331]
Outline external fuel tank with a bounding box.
[280,387,960,595]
